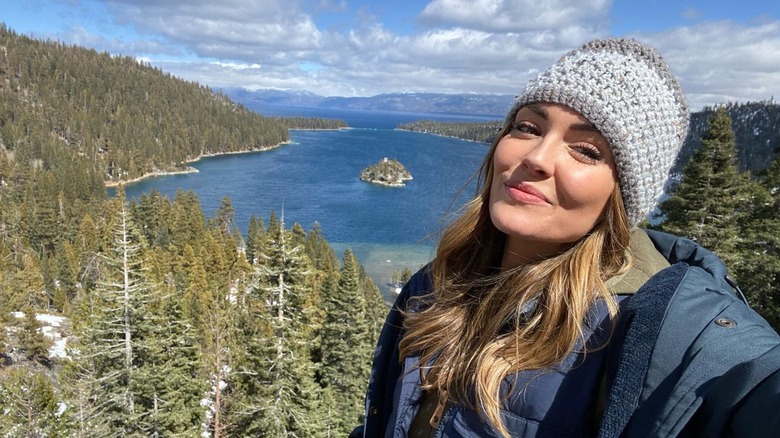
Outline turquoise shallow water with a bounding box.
[121,106,496,299]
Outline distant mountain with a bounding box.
[222,88,514,117]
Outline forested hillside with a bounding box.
[677,100,780,172]
[0,24,384,436]
[397,119,502,143]
[0,24,288,185]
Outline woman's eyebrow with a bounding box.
[570,122,600,133]
[523,104,601,133]
[525,104,548,119]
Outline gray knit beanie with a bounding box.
[507,38,689,227]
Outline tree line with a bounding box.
[272,117,347,130]
[0,187,386,436]
[397,119,502,144]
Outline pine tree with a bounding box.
[735,155,780,329]
[245,214,266,265]
[0,368,64,436]
[305,222,338,272]
[658,106,752,264]
[18,306,52,365]
[68,188,154,434]
[361,274,387,348]
[133,285,205,436]
[213,196,235,237]
[320,249,372,435]
[232,213,324,436]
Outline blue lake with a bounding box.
[122,106,499,297]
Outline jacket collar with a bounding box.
[605,228,671,295]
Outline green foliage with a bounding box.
[320,249,383,435]
[18,306,52,364]
[0,368,64,437]
[676,100,780,172]
[398,119,502,143]
[733,155,780,328]
[658,107,780,331]
[0,25,289,184]
[272,116,347,130]
[232,213,326,436]
[658,107,752,264]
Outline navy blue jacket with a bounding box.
[351,230,780,437]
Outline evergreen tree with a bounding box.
[0,368,64,436]
[18,306,52,365]
[133,285,205,436]
[320,249,372,435]
[233,214,324,436]
[361,274,387,347]
[68,189,154,434]
[658,106,752,264]
[11,251,47,310]
[735,155,780,329]
[305,222,338,272]
[245,214,266,265]
[213,196,236,237]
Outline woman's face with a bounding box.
[489,103,618,268]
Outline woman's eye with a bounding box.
[572,145,603,163]
[512,121,539,135]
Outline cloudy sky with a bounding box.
[2,0,779,110]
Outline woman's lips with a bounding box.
[504,182,550,204]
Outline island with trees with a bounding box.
[360,157,413,187]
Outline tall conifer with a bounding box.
[658,106,751,264]
[321,249,372,435]
[735,155,780,329]
[233,214,324,436]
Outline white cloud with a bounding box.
[418,0,611,33]
[636,20,780,109]
[42,1,779,108]
[101,0,324,62]
[211,61,262,71]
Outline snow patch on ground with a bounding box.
[10,312,72,359]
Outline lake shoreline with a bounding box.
[104,141,291,187]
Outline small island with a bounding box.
[360,157,413,187]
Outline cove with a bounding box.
[120,107,494,298]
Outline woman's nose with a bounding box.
[520,136,556,177]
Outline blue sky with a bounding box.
[2,0,779,109]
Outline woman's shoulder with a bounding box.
[604,234,780,436]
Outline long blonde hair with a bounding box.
[399,120,632,437]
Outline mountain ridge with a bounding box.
[222,88,515,117]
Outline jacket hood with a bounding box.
[644,229,733,293]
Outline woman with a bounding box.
[352,38,780,437]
